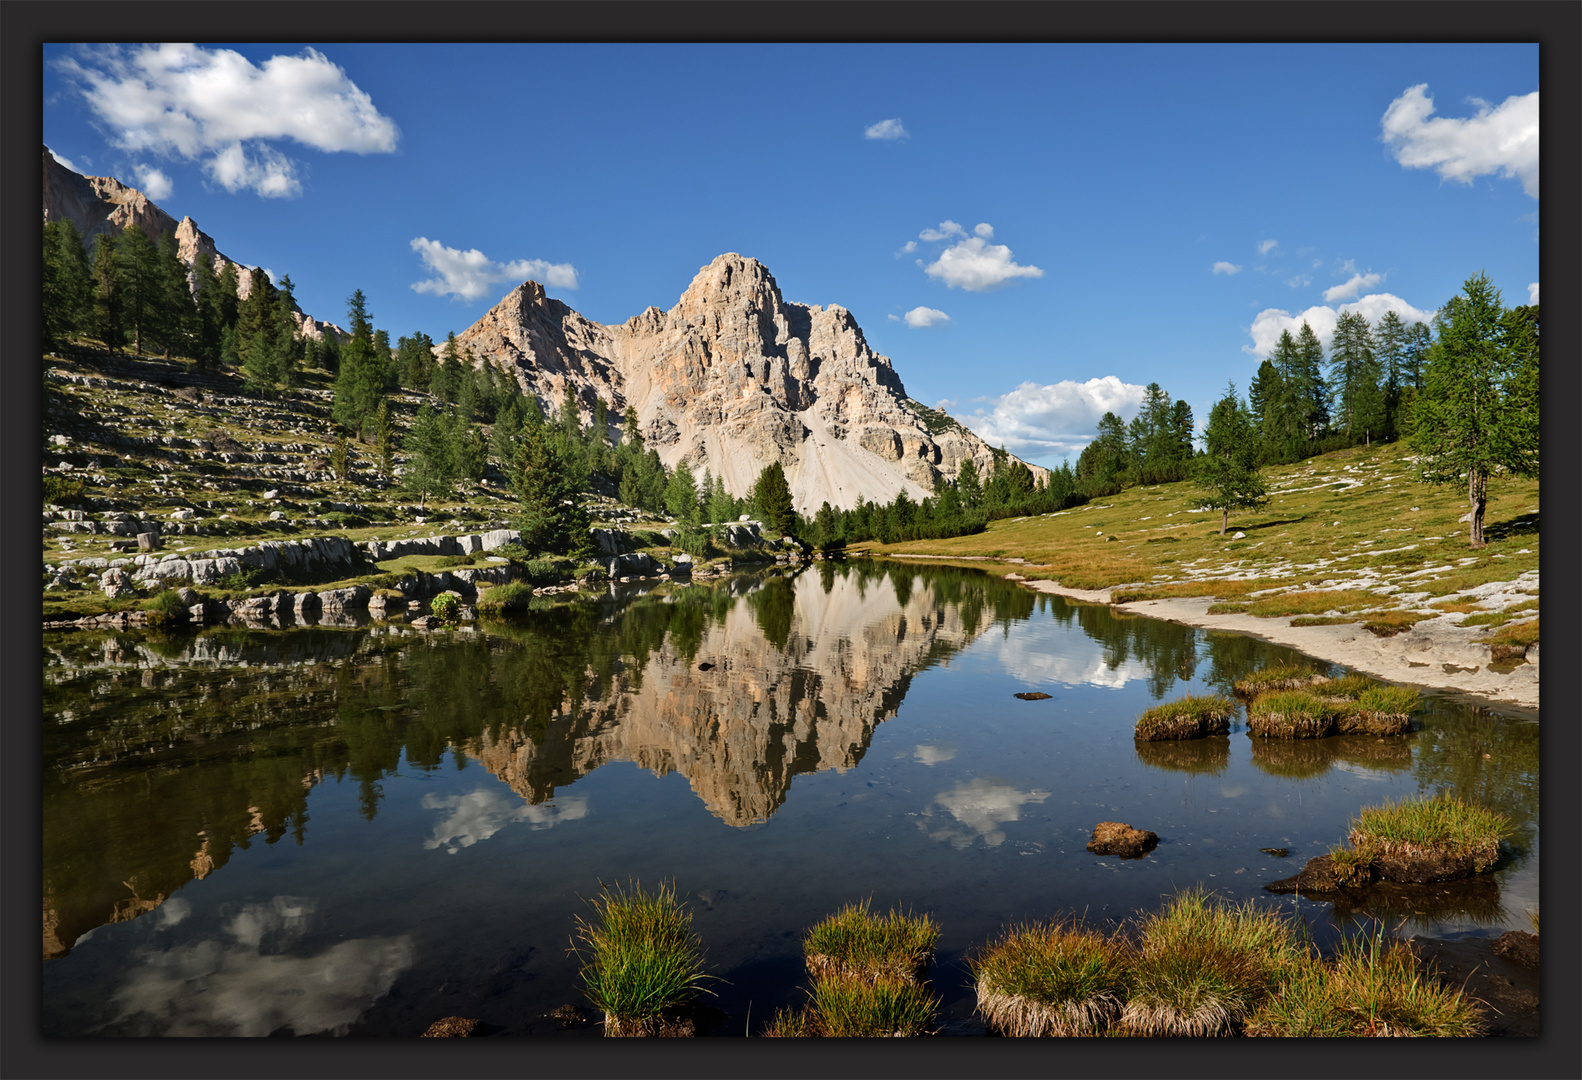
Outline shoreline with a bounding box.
[880,554,1539,712]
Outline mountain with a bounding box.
[456,254,1047,511]
[41,146,345,342]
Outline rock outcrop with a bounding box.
[457,254,1046,511]
[41,146,346,343]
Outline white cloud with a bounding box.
[903,306,950,328]
[48,147,83,174]
[1258,239,1279,255]
[923,232,1044,292]
[410,237,578,302]
[1381,83,1539,198]
[132,163,172,200]
[1528,282,1539,304]
[864,117,909,140]
[108,897,414,1036]
[922,778,1050,849]
[422,788,588,853]
[959,376,1148,459]
[899,240,917,254]
[56,43,398,198]
[1244,292,1437,357]
[1286,274,1313,289]
[918,220,967,242]
[1323,271,1383,303]
[1212,261,1242,276]
[974,223,994,238]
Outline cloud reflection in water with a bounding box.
[422,787,589,854]
[922,777,1051,849]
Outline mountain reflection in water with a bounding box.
[41,561,1539,1037]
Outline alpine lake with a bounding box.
[41,559,1539,1037]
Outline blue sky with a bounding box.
[43,43,1539,468]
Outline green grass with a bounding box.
[574,881,711,1037]
[1289,615,1357,627]
[803,901,939,984]
[1479,617,1538,649]
[1232,663,1329,697]
[475,580,536,614]
[1122,889,1304,1037]
[1245,590,1377,618]
[1206,602,1249,614]
[796,975,938,1037]
[1245,928,1484,1037]
[1134,694,1235,741]
[1346,794,1508,871]
[1246,690,1346,738]
[971,921,1130,1036]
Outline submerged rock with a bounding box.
[422,1016,482,1037]
[1014,691,1052,701]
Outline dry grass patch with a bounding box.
[1360,610,1427,636]
[1111,579,1264,604]
[1134,694,1235,741]
[1289,615,1356,627]
[1244,590,1377,618]
[971,921,1131,1036]
[1478,617,1538,660]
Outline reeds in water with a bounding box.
[574,881,711,1037]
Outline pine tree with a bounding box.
[1194,383,1267,535]
[514,420,591,555]
[1327,310,1378,442]
[332,290,386,439]
[1292,322,1330,440]
[403,404,454,508]
[956,458,983,510]
[665,459,700,526]
[155,229,197,358]
[374,399,395,478]
[114,225,162,355]
[1411,273,1538,547]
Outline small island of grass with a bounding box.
[1134,694,1235,741]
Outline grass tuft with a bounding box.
[574,881,711,1037]
[1346,793,1508,872]
[1246,690,1344,739]
[1134,694,1235,741]
[1246,927,1484,1037]
[803,901,939,984]
[1123,888,1304,1037]
[800,976,938,1037]
[971,920,1130,1036]
[1289,615,1356,627]
[1232,663,1329,697]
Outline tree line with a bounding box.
[1192,273,1538,544]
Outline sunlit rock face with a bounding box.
[455,254,1045,510]
[465,570,995,826]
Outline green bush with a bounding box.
[475,580,535,614]
[43,475,87,506]
[430,593,461,620]
[672,530,714,559]
[142,588,191,628]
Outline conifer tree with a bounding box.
[1194,383,1267,535]
[956,458,983,510]
[1411,273,1538,547]
[664,459,700,526]
[90,231,124,351]
[753,461,795,535]
[1327,310,1378,442]
[374,398,395,478]
[514,420,591,556]
[332,290,386,439]
[114,225,163,355]
[155,229,197,357]
[403,403,453,508]
[42,218,92,349]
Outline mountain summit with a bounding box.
[457,253,1044,510]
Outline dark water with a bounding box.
[40,561,1539,1037]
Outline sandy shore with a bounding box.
[1014,577,1539,712]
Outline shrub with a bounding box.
[142,588,191,628]
[1122,889,1303,1037]
[1134,695,1234,741]
[574,881,710,1037]
[1346,793,1508,872]
[971,920,1130,1036]
[43,475,87,506]
[672,530,714,559]
[430,592,461,621]
[803,901,939,985]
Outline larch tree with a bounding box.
[1411,273,1538,548]
[752,461,795,536]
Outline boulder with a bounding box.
[136,532,160,552]
[99,567,137,599]
[317,584,371,610]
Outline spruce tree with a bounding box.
[156,229,197,358]
[1292,322,1330,441]
[90,232,124,351]
[403,403,454,508]
[956,458,983,510]
[664,459,700,526]
[42,218,92,349]
[753,461,795,535]
[1194,383,1267,535]
[114,225,162,355]
[514,420,591,555]
[1327,310,1377,442]
[332,290,386,439]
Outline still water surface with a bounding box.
[41,561,1539,1036]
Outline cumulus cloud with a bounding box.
[903,306,950,328]
[1323,271,1383,303]
[958,376,1148,459]
[410,237,578,302]
[1244,292,1437,357]
[48,147,84,174]
[55,43,398,198]
[422,788,588,854]
[922,778,1051,849]
[1212,261,1242,276]
[1381,83,1539,198]
[1528,282,1539,304]
[918,224,1044,292]
[864,117,909,140]
[1258,239,1279,255]
[899,240,918,255]
[132,163,173,200]
[108,897,414,1036]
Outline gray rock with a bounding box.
[137,532,161,552]
[317,584,371,610]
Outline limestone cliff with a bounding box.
[41,146,345,342]
[457,254,1045,511]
